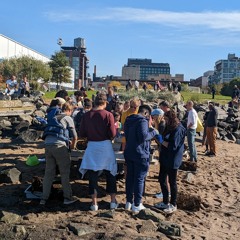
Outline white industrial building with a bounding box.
[0,34,50,63]
[0,34,74,89]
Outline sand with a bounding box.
[0,137,239,239]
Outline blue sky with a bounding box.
[1,0,240,80]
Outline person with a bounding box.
[19,75,30,97]
[205,102,218,157]
[40,102,78,205]
[124,105,157,212]
[150,108,170,199]
[55,90,69,101]
[71,91,84,107]
[134,79,139,92]
[4,75,18,96]
[74,98,93,137]
[202,111,210,153]
[113,112,122,138]
[177,82,182,92]
[142,82,147,93]
[79,93,118,211]
[211,86,216,99]
[172,81,176,91]
[232,85,240,100]
[80,87,88,98]
[186,101,198,162]
[159,100,171,113]
[123,100,130,112]
[121,98,140,151]
[154,110,186,214]
[106,86,119,112]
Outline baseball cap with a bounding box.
[151,108,164,116]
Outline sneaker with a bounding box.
[154,202,169,209]
[110,201,119,210]
[90,204,98,211]
[164,204,177,214]
[40,199,46,205]
[132,203,146,213]
[125,202,132,210]
[63,196,78,205]
[155,192,163,198]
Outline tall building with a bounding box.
[61,37,89,89]
[211,53,240,84]
[122,58,170,80]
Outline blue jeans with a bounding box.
[125,158,149,206]
[187,128,197,161]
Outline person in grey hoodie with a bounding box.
[124,105,158,213]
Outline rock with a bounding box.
[12,225,27,235]
[135,208,165,222]
[68,223,95,236]
[18,115,33,124]
[179,161,197,172]
[34,110,46,118]
[184,172,195,184]
[138,219,158,233]
[15,120,30,134]
[226,133,236,142]
[19,129,41,142]
[0,167,21,183]
[0,211,21,224]
[0,119,12,129]
[177,192,201,211]
[158,221,181,237]
[98,210,115,219]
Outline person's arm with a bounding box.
[137,119,157,142]
[66,116,78,149]
[107,112,116,139]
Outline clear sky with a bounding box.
[1,0,240,80]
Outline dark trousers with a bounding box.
[88,170,117,195]
[159,165,178,206]
[125,158,149,206]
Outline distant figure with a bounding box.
[19,76,30,97]
[205,102,218,157]
[177,82,182,92]
[4,75,17,96]
[172,81,176,91]
[134,79,139,92]
[142,82,147,93]
[211,86,216,99]
[231,85,240,101]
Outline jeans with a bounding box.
[88,170,117,195]
[187,128,197,161]
[125,158,149,206]
[159,166,178,206]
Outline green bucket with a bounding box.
[26,155,40,166]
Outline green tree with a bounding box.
[0,56,52,83]
[220,78,240,96]
[48,51,71,89]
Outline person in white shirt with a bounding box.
[134,80,139,91]
[5,75,17,96]
[186,101,198,162]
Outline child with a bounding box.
[113,112,122,138]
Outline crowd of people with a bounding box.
[39,83,229,214]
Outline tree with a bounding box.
[0,56,52,83]
[48,51,71,89]
[220,78,240,96]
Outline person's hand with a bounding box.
[148,115,153,127]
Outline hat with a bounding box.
[151,108,164,116]
[55,97,66,105]
[26,155,40,166]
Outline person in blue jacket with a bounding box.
[124,105,157,213]
[154,109,186,214]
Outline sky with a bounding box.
[1,0,240,81]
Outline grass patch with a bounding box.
[181,92,231,104]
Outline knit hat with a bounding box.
[151,108,164,116]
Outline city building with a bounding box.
[0,34,49,62]
[61,37,89,89]
[147,73,184,82]
[211,53,240,84]
[122,58,170,80]
[190,71,213,88]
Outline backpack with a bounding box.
[42,107,69,143]
[74,108,86,137]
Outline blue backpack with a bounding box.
[43,107,69,143]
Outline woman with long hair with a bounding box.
[154,110,186,214]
